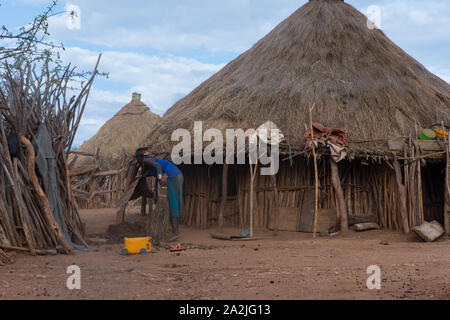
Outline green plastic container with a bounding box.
[418,129,436,141]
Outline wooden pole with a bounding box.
[442,122,450,235]
[148,195,153,219]
[404,143,410,224]
[416,154,424,225]
[249,161,258,238]
[415,124,424,225]
[116,162,138,224]
[141,197,147,216]
[235,167,244,228]
[393,159,410,233]
[218,164,228,233]
[408,135,415,227]
[330,157,348,234]
[271,174,280,236]
[309,103,319,238]
[445,156,450,235]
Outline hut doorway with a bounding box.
[421,163,445,225]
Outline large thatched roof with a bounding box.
[145,0,450,156]
[72,98,160,168]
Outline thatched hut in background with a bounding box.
[69,93,160,208]
[71,93,160,169]
[144,0,450,234]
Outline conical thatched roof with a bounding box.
[72,98,160,168]
[145,0,450,156]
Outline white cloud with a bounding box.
[376,0,450,43]
[60,47,224,113]
[47,0,304,53]
[80,118,105,126]
[90,89,129,104]
[59,46,224,145]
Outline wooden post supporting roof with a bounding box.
[445,162,450,235]
[444,134,450,235]
[116,162,138,224]
[309,103,319,238]
[271,174,280,236]
[218,164,228,233]
[393,159,410,234]
[330,157,348,234]
[141,197,147,216]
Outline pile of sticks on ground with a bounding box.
[68,151,128,209]
[0,57,100,262]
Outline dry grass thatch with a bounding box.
[72,99,160,169]
[144,0,450,156]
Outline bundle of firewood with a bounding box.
[0,56,100,261]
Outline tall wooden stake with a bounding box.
[445,152,450,235]
[309,103,319,238]
[271,174,280,236]
[148,196,153,219]
[116,162,138,224]
[393,159,410,233]
[442,122,450,235]
[404,143,410,224]
[218,164,228,234]
[330,157,348,234]
[141,197,147,216]
[415,123,424,225]
[249,161,258,238]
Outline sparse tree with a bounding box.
[0,1,64,64]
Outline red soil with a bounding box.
[0,207,448,300]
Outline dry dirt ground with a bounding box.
[0,207,449,300]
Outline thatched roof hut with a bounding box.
[143,0,450,234]
[68,94,161,210]
[146,0,449,156]
[72,94,160,169]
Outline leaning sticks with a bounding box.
[0,55,100,257]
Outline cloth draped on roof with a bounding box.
[301,123,348,162]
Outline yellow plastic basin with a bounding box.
[124,237,151,254]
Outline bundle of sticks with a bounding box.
[0,56,100,261]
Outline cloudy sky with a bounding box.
[1,0,449,146]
